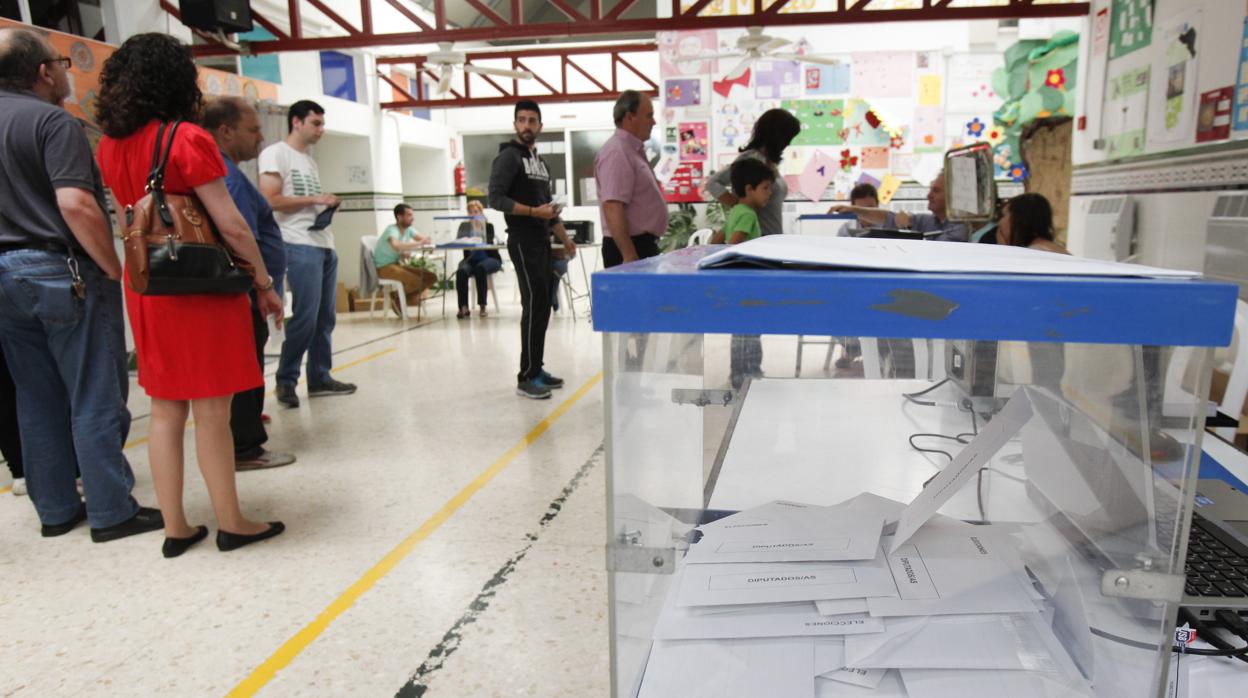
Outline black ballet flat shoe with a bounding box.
[162,525,209,559]
[216,521,285,552]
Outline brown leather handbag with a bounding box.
[123,120,254,295]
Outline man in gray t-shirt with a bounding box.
[0,27,161,540]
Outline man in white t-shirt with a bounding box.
[258,100,355,408]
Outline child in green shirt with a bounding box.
[723,157,776,244]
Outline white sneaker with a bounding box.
[11,478,26,496]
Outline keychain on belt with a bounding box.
[66,255,86,300]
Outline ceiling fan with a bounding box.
[678,27,840,80]
[422,42,535,96]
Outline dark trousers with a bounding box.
[0,342,22,480]
[602,233,661,268]
[230,293,269,459]
[508,233,553,383]
[456,255,502,309]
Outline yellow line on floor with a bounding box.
[123,348,398,451]
[226,371,604,697]
[0,485,10,495]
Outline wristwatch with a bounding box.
[255,276,275,292]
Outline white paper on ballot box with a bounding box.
[814,638,890,689]
[688,500,885,564]
[816,669,908,697]
[844,611,1082,678]
[638,638,815,698]
[900,668,1094,698]
[676,558,898,607]
[655,570,885,639]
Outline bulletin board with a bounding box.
[656,28,1008,202]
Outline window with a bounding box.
[569,129,660,205]
[30,0,105,41]
[319,51,359,103]
[239,28,281,84]
[407,77,431,121]
[463,131,567,200]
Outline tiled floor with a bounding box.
[1,276,613,697]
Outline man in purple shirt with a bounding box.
[595,90,668,267]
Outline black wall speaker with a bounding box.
[178,0,254,34]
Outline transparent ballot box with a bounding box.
[591,246,1238,698]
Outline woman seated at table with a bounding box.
[455,200,503,319]
[375,203,434,310]
[996,192,1069,254]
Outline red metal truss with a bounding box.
[178,0,1091,57]
[377,42,658,109]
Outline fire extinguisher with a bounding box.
[454,161,466,195]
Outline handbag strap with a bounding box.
[147,120,182,229]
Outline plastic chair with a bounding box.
[469,274,501,315]
[359,235,408,321]
[688,228,714,247]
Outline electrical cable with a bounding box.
[902,377,950,406]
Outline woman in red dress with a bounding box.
[96,34,285,557]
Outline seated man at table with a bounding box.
[455,200,502,318]
[829,170,968,242]
[375,203,434,311]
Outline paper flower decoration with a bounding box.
[839,149,858,172]
[966,117,986,138]
[1008,162,1029,183]
[986,126,1004,145]
[890,133,905,149]
[1045,69,1066,90]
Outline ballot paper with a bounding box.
[654,581,884,639]
[815,598,870,616]
[890,391,1034,552]
[638,638,815,698]
[815,638,890,689]
[676,559,898,607]
[687,500,885,564]
[816,669,907,697]
[899,668,1095,698]
[869,528,1039,617]
[845,612,1080,676]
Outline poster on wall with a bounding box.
[1147,11,1200,145]
[665,78,703,107]
[1233,17,1248,134]
[1103,65,1150,158]
[851,52,915,99]
[795,150,838,202]
[912,106,945,153]
[805,63,851,95]
[946,54,1002,113]
[659,30,719,76]
[1110,0,1153,60]
[844,98,894,146]
[781,99,845,146]
[1195,87,1233,143]
[1092,7,1111,57]
[662,162,704,203]
[678,122,709,161]
[755,59,802,99]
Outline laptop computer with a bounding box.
[1020,387,1248,617]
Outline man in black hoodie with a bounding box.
[488,100,578,399]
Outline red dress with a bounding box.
[98,120,262,400]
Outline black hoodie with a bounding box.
[487,140,561,237]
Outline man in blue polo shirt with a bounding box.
[201,96,296,472]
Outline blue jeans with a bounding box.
[0,250,138,527]
[277,243,338,387]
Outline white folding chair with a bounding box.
[359,235,407,321]
[688,228,714,247]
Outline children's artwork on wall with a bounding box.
[861,146,889,170]
[713,68,751,98]
[678,122,709,161]
[666,125,678,143]
[659,30,719,75]
[1110,0,1154,60]
[795,150,838,202]
[913,106,945,153]
[889,153,919,178]
[838,148,859,173]
[1234,16,1248,134]
[1147,10,1199,144]
[1195,86,1233,143]
[782,99,845,146]
[665,78,703,107]
[850,51,915,99]
[755,59,802,99]
[662,161,705,202]
[918,74,943,107]
[946,54,1002,113]
[877,174,902,204]
[844,98,893,146]
[805,63,851,95]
